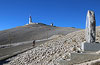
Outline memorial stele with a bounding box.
[81,10,100,51]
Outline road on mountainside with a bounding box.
[0,39,50,59]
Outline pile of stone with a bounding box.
[3,29,83,65]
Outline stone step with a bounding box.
[81,42,100,51]
[58,52,100,65]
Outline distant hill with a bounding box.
[0,23,81,45]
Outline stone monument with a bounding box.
[81,10,100,51]
[58,10,100,65]
[86,10,96,43]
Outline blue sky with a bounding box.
[0,0,100,30]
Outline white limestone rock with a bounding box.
[86,10,96,43]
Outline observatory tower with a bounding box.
[29,16,33,24]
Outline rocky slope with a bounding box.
[4,27,100,65]
[0,23,80,45]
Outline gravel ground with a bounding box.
[0,24,80,45]
[4,27,100,65]
[0,24,80,63]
